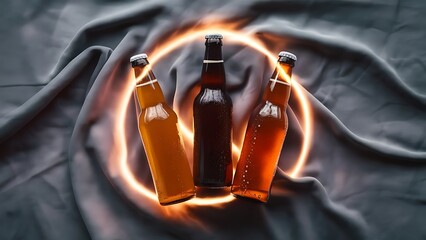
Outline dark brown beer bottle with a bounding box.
[130,54,195,205]
[193,34,233,188]
[231,51,297,202]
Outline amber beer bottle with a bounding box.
[130,54,195,205]
[231,51,297,202]
[193,34,233,188]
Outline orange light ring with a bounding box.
[115,28,313,206]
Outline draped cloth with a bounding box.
[1,0,425,239]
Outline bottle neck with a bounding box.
[134,65,156,85]
[133,64,166,109]
[201,44,226,89]
[262,62,293,107]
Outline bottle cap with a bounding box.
[278,51,297,61]
[130,53,148,63]
[205,34,223,39]
[278,51,297,67]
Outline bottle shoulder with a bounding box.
[194,88,232,105]
[139,102,177,124]
[251,101,287,121]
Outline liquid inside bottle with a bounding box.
[131,54,195,205]
[231,51,297,202]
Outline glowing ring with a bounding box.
[115,27,313,206]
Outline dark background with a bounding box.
[1,0,425,239]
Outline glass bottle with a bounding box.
[231,51,297,202]
[193,34,233,188]
[130,53,195,205]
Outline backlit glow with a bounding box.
[112,23,313,212]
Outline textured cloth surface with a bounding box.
[1,0,425,239]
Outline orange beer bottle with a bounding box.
[130,54,195,205]
[193,34,233,188]
[231,51,297,202]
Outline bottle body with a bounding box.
[131,54,195,205]
[137,102,195,205]
[193,35,233,188]
[193,88,233,187]
[231,99,288,202]
[232,52,295,202]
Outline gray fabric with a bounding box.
[1,0,425,239]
